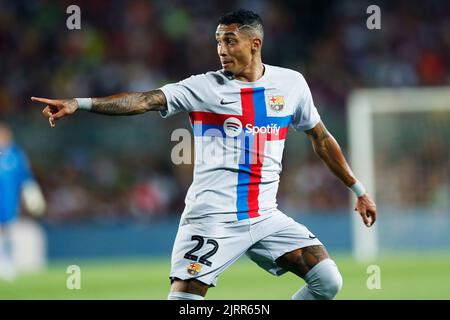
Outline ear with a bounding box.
[251,38,262,53]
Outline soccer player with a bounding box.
[32,10,376,300]
[0,122,46,281]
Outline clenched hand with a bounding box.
[354,194,377,227]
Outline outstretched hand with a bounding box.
[31,97,78,127]
[354,194,377,227]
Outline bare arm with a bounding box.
[305,121,377,227]
[305,121,356,187]
[31,90,167,126]
[90,90,167,115]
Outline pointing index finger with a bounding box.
[31,97,57,105]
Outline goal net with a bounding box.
[348,88,450,261]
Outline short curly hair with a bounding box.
[218,9,264,40]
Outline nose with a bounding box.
[217,43,227,57]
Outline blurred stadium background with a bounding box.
[0,0,449,299]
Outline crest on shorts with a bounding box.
[269,96,285,112]
[187,262,202,276]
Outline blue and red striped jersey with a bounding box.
[159,64,320,222]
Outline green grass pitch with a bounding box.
[1,253,450,299]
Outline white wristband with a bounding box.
[75,98,92,111]
[350,181,366,197]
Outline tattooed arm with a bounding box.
[31,90,167,126]
[91,90,167,115]
[305,121,377,227]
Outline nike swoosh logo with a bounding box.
[308,235,317,239]
[220,99,238,105]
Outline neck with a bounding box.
[0,142,11,148]
[234,57,264,82]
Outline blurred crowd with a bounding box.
[375,114,450,213]
[0,0,449,222]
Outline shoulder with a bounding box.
[5,144,28,163]
[10,144,23,156]
[265,64,308,87]
[266,64,304,79]
[13,145,28,160]
[180,70,230,87]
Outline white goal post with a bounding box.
[347,87,450,262]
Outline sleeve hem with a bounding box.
[294,117,321,132]
[158,86,174,118]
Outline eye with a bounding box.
[225,38,235,45]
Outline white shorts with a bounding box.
[169,210,323,287]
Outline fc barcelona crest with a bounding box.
[269,96,285,112]
[187,262,202,276]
